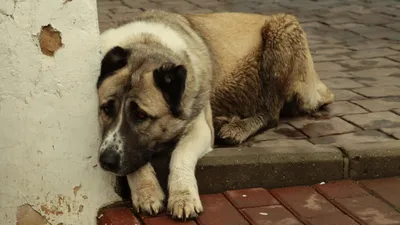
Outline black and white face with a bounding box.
[96,46,189,175]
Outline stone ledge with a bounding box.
[340,140,400,179]
[196,145,344,194]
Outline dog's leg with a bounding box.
[167,108,213,220]
[217,113,277,144]
[127,163,165,215]
[263,13,334,114]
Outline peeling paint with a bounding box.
[16,204,49,225]
[73,184,81,197]
[39,24,63,57]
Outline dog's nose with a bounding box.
[99,150,120,171]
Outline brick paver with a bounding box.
[98,177,400,225]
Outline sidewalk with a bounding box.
[98,177,400,225]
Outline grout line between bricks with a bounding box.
[268,190,308,225]
[218,192,253,225]
[313,187,362,225]
[336,146,351,179]
[357,180,400,212]
[339,116,366,130]
[378,128,400,140]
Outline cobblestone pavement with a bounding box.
[97,0,400,149]
[98,177,400,225]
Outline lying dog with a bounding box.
[96,9,334,220]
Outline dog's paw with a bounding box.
[218,122,247,145]
[168,189,203,220]
[131,182,165,215]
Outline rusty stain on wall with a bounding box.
[73,184,81,196]
[39,24,63,57]
[40,204,64,216]
[16,204,48,225]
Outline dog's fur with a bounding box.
[96,10,334,220]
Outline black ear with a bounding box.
[97,46,130,88]
[153,63,187,116]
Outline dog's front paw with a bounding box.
[218,122,247,145]
[168,189,203,220]
[131,181,165,215]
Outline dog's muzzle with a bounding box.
[99,148,121,172]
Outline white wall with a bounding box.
[0,0,121,224]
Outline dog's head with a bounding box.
[96,45,190,176]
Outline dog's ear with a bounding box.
[97,46,130,88]
[153,62,187,116]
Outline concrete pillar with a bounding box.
[0,0,120,224]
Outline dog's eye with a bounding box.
[136,109,148,120]
[100,100,115,117]
[131,102,149,121]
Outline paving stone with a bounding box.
[331,23,368,31]
[248,124,306,142]
[333,89,366,101]
[360,177,400,208]
[381,127,400,139]
[143,216,197,225]
[337,58,399,70]
[340,140,400,179]
[313,54,351,62]
[343,111,400,130]
[224,188,279,209]
[197,145,343,194]
[389,54,400,63]
[349,68,400,77]
[347,40,394,50]
[387,22,400,31]
[313,48,352,55]
[352,97,400,111]
[318,71,352,79]
[321,16,355,25]
[290,117,359,138]
[391,44,400,51]
[322,78,364,89]
[353,76,400,87]
[305,214,360,225]
[240,206,303,225]
[352,86,400,97]
[270,186,344,219]
[197,194,249,225]
[349,48,399,59]
[334,195,400,225]
[314,180,369,200]
[314,62,346,72]
[98,208,141,225]
[248,139,314,148]
[313,101,367,118]
[310,130,394,146]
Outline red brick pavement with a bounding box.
[98,177,400,225]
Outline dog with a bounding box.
[96,9,334,220]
